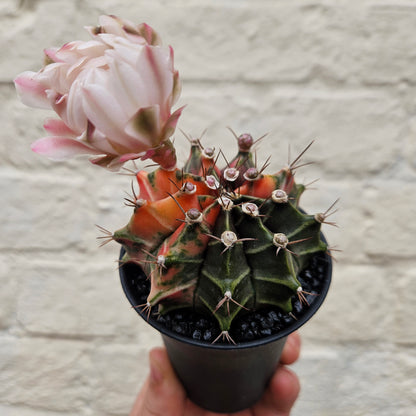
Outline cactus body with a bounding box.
[115,136,328,338]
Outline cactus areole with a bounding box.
[116,134,333,345]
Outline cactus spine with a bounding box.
[113,134,329,341]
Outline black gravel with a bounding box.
[123,251,330,344]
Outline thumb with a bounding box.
[139,347,187,416]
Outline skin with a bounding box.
[130,331,301,416]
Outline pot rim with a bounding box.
[119,234,332,350]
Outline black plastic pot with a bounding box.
[119,247,332,413]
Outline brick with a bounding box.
[293,343,414,416]
[362,182,416,259]
[393,347,416,411]
[0,256,17,330]
[300,264,395,343]
[301,179,416,262]
[1,84,122,173]
[394,268,416,343]
[0,336,90,412]
[0,404,80,416]
[7,2,416,86]
[0,170,95,251]
[16,255,141,338]
[0,1,17,15]
[299,180,360,263]
[180,84,404,175]
[359,5,416,85]
[0,84,47,169]
[0,0,104,82]
[89,343,152,415]
[2,2,317,83]
[403,115,416,173]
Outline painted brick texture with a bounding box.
[1,0,415,415]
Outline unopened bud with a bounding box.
[238,133,254,151]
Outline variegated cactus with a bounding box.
[14,15,334,344]
[113,134,333,343]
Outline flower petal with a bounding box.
[31,137,103,160]
[81,74,139,149]
[43,118,77,137]
[161,105,185,141]
[14,71,50,109]
[135,45,174,118]
[90,153,140,171]
[137,23,162,46]
[125,106,161,147]
[119,152,143,163]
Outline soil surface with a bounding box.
[122,252,330,344]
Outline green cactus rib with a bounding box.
[115,136,329,339]
[196,209,254,331]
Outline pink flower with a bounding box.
[14,15,182,170]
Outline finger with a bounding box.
[137,347,187,416]
[253,366,300,416]
[280,332,301,365]
[129,379,149,416]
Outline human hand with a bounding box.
[129,331,301,416]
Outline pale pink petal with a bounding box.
[65,79,88,133]
[106,56,146,115]
[17,16,181,171]
[118,152,143,162]
[14,71,50,109]
[90,154,136,171]
[82,77,139,149]
[125,106,160,148]
[92,15,149,46]
[54,41,84,64]
[77,41,109,57]
[89,154,118,169]
[51,93,69,126]
[137,23,162,46]
[44,47,60,63]
[98,34,141,63]
[31,137,103,160]
[171,68,181,107]
[98,15,130,37]
[43,118,77,137]
[135,45,174,117]
[86,126,121,155]
[38,63,72,95]
[161,105,185,141]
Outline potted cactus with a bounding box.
[15,15,335,413]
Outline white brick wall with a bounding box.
[1,0,415,415]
